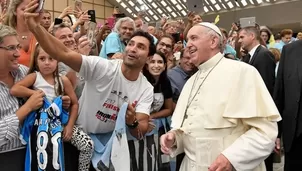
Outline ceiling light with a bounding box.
[210,0,216,4]
[256,0,263,3]
[145,17,150,22]
[241,0,247,6]
[161,1,167,6]
[120,2,127,8]
[227,2,234,8]
[204,6,209,12]
[215,4,221,10]
[151,2,157,8]
[171,12,177,17]
[167,6,172,12]
[126,8,132,13]
[176,4,183,10]
[157,8,163,13]
[181,10,187,16]
[171,0,177,4]
[128,1,135,6]
[153,15,159,20]
[249,0,255,4]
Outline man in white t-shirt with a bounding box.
[24,5,156,138]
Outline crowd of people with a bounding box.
[1,0,302,171]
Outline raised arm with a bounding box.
[10,73,37,98]
[24,1,82,72]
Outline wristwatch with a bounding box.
[126,119,139,129]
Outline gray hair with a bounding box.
[50,22,72,36]
[113,17,135,33]
[0,24,18,44]
[203,26,224,52]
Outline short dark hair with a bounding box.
[51,22,72,36]
[240,26,261,41]
[129,30,156,56]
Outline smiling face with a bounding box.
[0,36,20,71]
[123,36,150,69]
[54,27,75,50]
[147,53,166,78]
[186,25,216,66]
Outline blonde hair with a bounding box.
[0,24,17,44]
[3,0,23,29]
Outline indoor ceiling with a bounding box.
[109,0,284,23]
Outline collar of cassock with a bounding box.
[197,52,223,72]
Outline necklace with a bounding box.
[180,57,223,126]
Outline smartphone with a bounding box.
[155,21,161,30]
[54,18,63,25]
[239,17,256,28]
[87,10,96,46]
[74,0,82,11]
[186,0,204,14]
[142,23,148,32]
[35,0,45,13]
[88,10,96,23]
[113,13,126,19]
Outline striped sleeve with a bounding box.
[0,114,20,147]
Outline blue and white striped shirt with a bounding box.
[0,65,28,152]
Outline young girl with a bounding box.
[10,44,93,171]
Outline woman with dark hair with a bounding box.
[260,28,272,47]
[128,51,174,171]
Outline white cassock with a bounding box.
[170,52,281,171]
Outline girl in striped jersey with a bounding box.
[10,43,93,171]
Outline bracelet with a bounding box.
[126,119,139,129]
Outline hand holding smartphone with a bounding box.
[35,0,45,12]
[87,10,97,46]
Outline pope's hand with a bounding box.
[160,131,176,154]
[24,0,41,31]
[208,154,232,171]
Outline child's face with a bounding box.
[37,49,58,76]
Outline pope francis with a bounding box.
[160,22,281,171]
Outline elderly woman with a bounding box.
[99,17,135,59]
[4,0,36,67]
[0,24,71,170]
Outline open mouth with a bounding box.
[127,54,137,59]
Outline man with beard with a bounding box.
[24,0,155,155]
[160,22,281,171]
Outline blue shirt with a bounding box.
[274,41,286,52]
[224,44,237,57]
[167,66,190,103]
[99,32,125,59]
